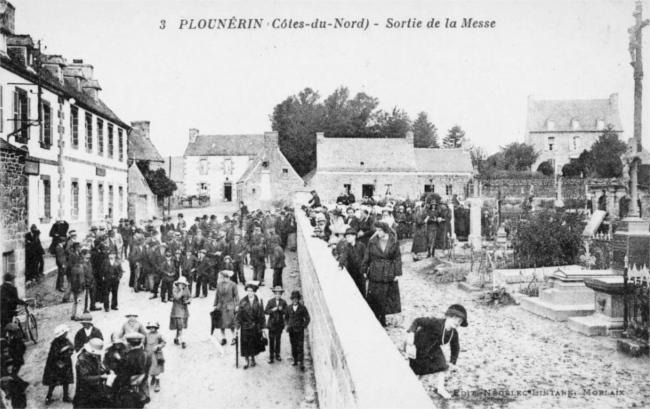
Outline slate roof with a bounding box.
[128,128,164,163]
[163,156,184,182]
[1,45,129,129]
[183,134,264,157]
[527,96,623,133]
[415,148,474,174]
[238,143,302,183]
[317,137,417,172]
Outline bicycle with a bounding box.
[13,298,38,343]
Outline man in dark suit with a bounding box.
[271,243,286,288]
[285,291,311,370]
[54,239,68,292]
[1,273,26,333]
[308,190,321,209]
[159,249,177,302]
[194,249,212,298]
[48,219,69,254]
[128,238,146,291]
[73,315,103,352]
[227,233,248,285]
[357,209,375,248]
[265,286,288,364]
[101,251,123,311]
[25,224,45,282]
[339,228,368,298]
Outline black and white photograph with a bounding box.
[0,0,649,408]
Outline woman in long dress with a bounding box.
[170,277,191,348]
[411,203,429,260]
[213,269,240,346]
[43,325,74,405]
[362,221,402,327]
[235,282,266,369]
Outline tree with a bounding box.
[412,112,439,148]
[590,124,627,178]
[501,142,540,171]
[443,125,465,148]
[537,161,555,176]
[469,145,487,173]
[136,161,177,198]
[371,107,412,139]
[270,88,324,176]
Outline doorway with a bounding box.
[224,182,232,202]
[362,184,374,198]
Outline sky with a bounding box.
[13,0,650,157]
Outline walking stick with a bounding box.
[235,329,239,368]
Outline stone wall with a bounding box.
[480,177,588,199]
[1,147,28,297]
[295,206,435,409]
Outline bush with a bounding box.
[512,209,585,268]
[537,161,555,176]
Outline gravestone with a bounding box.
[567,276,626,336]
[520,267,617,322]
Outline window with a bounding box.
[344,184,351,194]
[596,118,605,131]
[97,118,104,156]
[571,118,580,131]
[0,85,4,133]
[281,167,289,179]
[107,123,114,158]
[118,129,124,161]
[108,185,113,218]
[424,184,435,193]
[224,158,233,175]
[118,186,123,214]
[546,119,555,131]
[385,184,392,195]
[86,182,93,225]
[70,106,79,147]
[446,184,453,195]
[98,184,104,218]
[41,100,52,148]
[40,178,51,219]
[71,181,80,220]
[13,87,30,143]
[199,159,209,175]
[572,136,581,151]
[85,112,93,151]
[547,136,555,151]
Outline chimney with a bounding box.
[264,131,278,152]
[0,1,16,56]
[189,128,199,144]
[316,132,325,144]
[609,93,618,107]
[69,59,94,80]
[131,121,151,139]
[41,54,65,84]
[405,130,414,146]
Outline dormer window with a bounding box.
[547,136,555,151]
[596,118,605,131]
[546,119,555,131]
[571,118,580,131]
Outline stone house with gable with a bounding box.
[306,132,474,202]
[1,0,129,246]
[236,132,305,210]
[127,120,165,219]
[182,129,263,204]
[525,94,624,173]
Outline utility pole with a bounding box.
[627,1,650,218]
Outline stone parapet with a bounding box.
[295,206,435,409]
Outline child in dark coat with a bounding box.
[43,325,74,405]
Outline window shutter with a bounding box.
[13,90,18,131]
[27,95,31,138]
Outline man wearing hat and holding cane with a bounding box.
[265,286,288,364]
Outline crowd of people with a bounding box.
[0,202,316,408]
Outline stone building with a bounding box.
[163,156,184,197]
[237,132,304,210]
[0,139,28,296]
[182,129,263,204]
[525,94,624,173]
[127,120,165,219]
[306,132,474,202]
[1,1,129,247]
